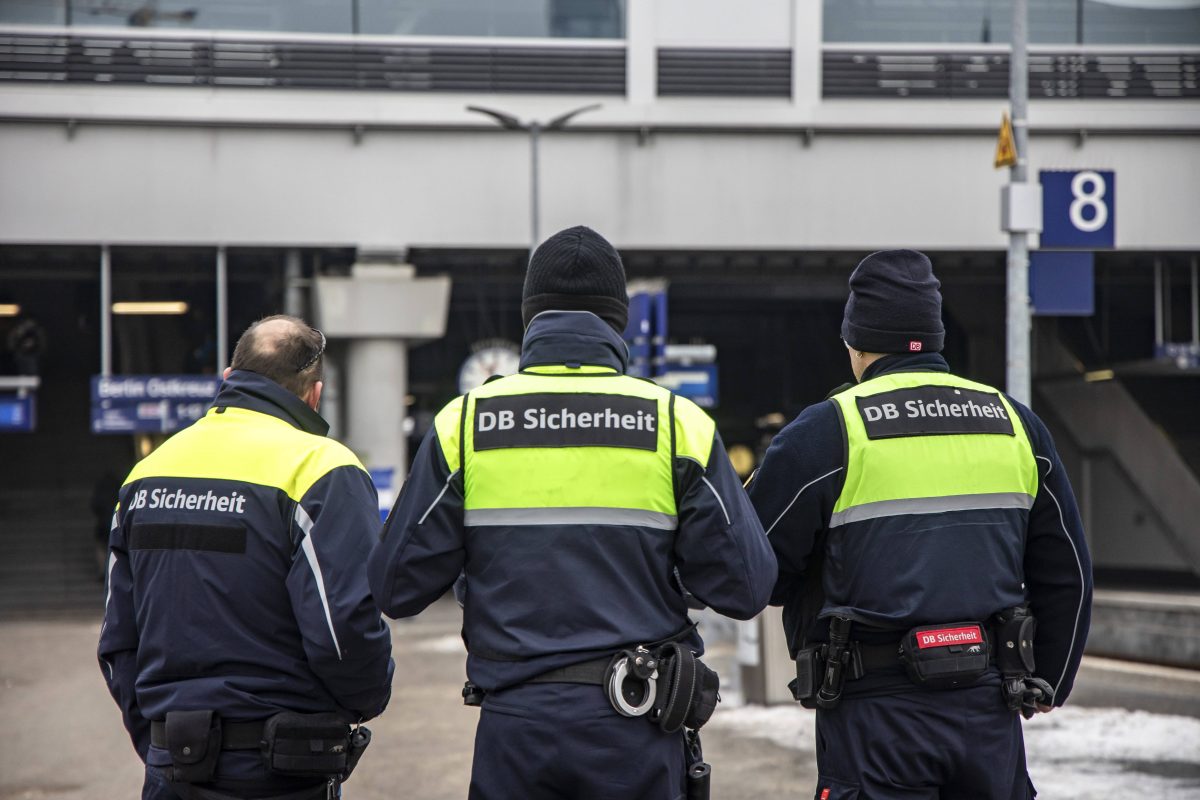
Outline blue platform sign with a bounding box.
[91,375,220,434]
[1030,251,1094,316]
[656,364,719,409]
[624,287,668,380]
[1040,169,1115,249]
[0,393,35,432]
[369,467,396,522]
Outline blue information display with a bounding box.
[1040,169,1116,249]
[0,392,36,432]
[624,288,668,380]
[656,364,719,409]
[91,375,220,434]
[1030,251,1095,316]
[369,467,396,522]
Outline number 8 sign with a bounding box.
[1040,169,1116,248]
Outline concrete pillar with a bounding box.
[740,606,797,705]
[626,0,656,106]
[284,249,305,318]
[346,339,408,481]
[321,350,343,441]
[313,262,451,489]
[792,0,822,111]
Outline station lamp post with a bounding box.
[466,103,602,259]
[1006,0,1033,406]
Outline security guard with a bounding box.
[368,226,777,799]
[748,250,1093,800]
[99,315,394,800]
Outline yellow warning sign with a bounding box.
[994,112,1017,169]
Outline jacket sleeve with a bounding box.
[1011,400,1094,706]
[287,464,395,721]
[97,494,149,761]
[368,415,466,619]
[747,401,846,607]
[673,421,778,621]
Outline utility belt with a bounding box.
[461,634,716,800]
[791,607,1054,716]
[149,711,371,800]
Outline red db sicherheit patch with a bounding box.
[916,625,983,650]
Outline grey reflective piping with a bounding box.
[419,470,459,526]
[701,476,731,526]
[101,550,117,647]
[766,468,844,535]
[295,503,314,536]
[829,492,1035,528]
[294,504,343,661]
[1037,455,1086,701]
[464,506,678,530]
[105,551,116,611]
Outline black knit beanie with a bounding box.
[841,249,945,354]
[521,225,629,334]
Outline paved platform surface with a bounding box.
[0,599,809,800]
[4,597,1199,799]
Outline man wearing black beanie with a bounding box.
[748,249,1092,800]
[370,225,776,799]
[520,224,630,334]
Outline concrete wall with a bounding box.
[0,0,1196,251]
[1,122,1196,250]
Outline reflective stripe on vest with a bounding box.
[828,372,1038,528]
[432,370,714,528]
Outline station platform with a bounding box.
[1087,588,1200,670]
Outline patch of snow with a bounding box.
[410,634,466,654]
[708,704,817,755]
[710,703,1200,799]
[1024,707,1200,799]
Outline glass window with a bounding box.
[68,1,352,34]
[823,0,1200,45]
[358,0,624,38]
[0,0,67,26]
[1083,0,1200,45]
[825,0,979,43]
[1,0,624,39]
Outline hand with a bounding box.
[1035,703,1053,714]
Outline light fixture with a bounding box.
[112,301,189,315]
[1083,369,1115,382]
[0,304,20,316]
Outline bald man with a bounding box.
[100,315,394,800]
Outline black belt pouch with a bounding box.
[653,644,721,733]
[791,646,823,708]
[684,658,720,731]
[164,710,222,784]
[899,622,990,690]
[261,712,350,778]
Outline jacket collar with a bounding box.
[210,369,330,436]
[861,352,951,382]
[519,311,630,373]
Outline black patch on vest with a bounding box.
[130,523,247,554]
[855,385,1015,440]
[473,393,658,451]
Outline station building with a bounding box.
[0,0,1198,614]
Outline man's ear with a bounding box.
[306,381,324,412]
[222,367,232,380]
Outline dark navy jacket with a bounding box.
[749,354,1093,704]
[369,311,777,691]
[98,371,394,775]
